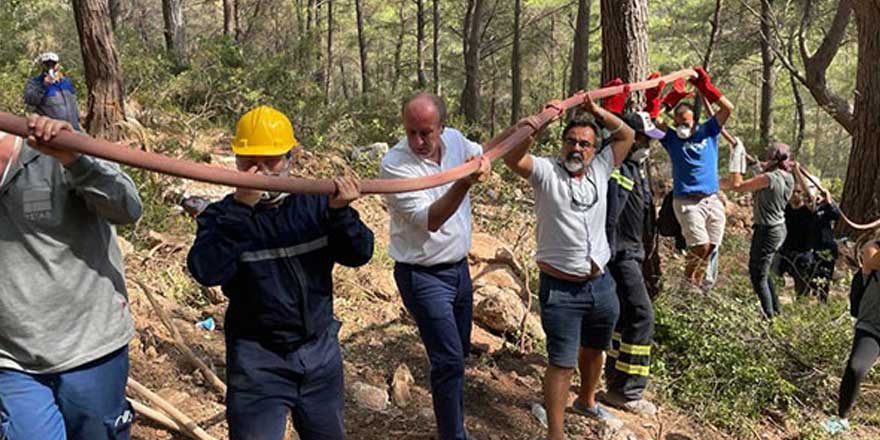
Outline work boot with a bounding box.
[601,391,658,417]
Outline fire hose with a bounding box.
[701,95,880,232]
[0,69,696,195]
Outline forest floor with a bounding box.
[121,127,878,440]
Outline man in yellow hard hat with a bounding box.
[187,106,375,440]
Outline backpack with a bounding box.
[657,192,680,238]
[850,270,877,318]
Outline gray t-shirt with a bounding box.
[857,271,880,338]
[529,148,615,277]
[753,169,794,226]
[0,143,142,373]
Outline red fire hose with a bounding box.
[0,70,695,195]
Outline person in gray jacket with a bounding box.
[0,115,142,439]
[23,52,82,131]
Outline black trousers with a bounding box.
[838,329,880,418]
[604,258,654,401]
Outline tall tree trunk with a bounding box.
[109,0,120,31]
[162,0,189,69]
[234,0,242,42]
[432,0,441,95]
[355,0,370,95]
[324,0,333,105]
[510,0,522,124]
[339,60,350,100]
[759,0,775,147]
[416,0,427,89]
[460,0,485,125]
[840,0,880,227]
[72,0,127,141]
[223,0,234,37]
[694,0,723,121]
[392,0,406,93]
[600,0,649,108]
[568,0,590,96]
[600,0,657,295]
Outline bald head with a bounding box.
[402,93,447,161]
[402,93,447,126]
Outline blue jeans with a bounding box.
[750,224,786,318]
[539,271,619,368]
[0,346,132,440]
[226,322,345,440]
[394,259,472,440]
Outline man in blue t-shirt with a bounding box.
[656,67,735,288]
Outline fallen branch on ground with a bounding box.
[127,378,217,440]
[134,279,228,394]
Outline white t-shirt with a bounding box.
[380,128,483,266]
[529,147,615,276]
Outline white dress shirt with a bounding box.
[380,128,483,266]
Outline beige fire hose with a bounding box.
[0,70,696,195]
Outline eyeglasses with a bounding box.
[569,175,598,211]
[564,138,595,149]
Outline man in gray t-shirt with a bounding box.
[0,115,142,439]
[503,93,634,439]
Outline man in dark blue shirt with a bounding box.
[656,67,735,289]
[187,106,374,440]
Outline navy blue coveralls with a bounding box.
[187,194,374,440]
[603,157,655,401]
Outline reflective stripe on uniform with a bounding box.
[614,359,650,376]
[240,236,329,262]
[610,170,634,191]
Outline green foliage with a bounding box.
[653,235,877,436]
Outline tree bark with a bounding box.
[324,0,333,105]
[72,0,127,141]
[840,0,880,228]
[432,0,441,95]
[392,0,406,93]
[460,0,485,125]
[223,0,234,37]
[108,0,120,31]
[355,0,370,95]
[600,0,658,295]
[234,0,242,42]
[510,0,522,125]
[600,0,649,108]
[694,0,722,121]
[416,0,427,89]
[759,0,775,147]
[568,0,590,97]
[162,0,188,69]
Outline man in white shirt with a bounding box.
[503,93,634,440]
[380,93,490,440]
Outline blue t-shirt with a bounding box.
[661,117,722,196]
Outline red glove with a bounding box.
[661,78,693,110]
[601,78,630,115]
[689,66,723,104]
[644,72,665,119]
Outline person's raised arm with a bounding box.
[583,94,634,167]
[503,101,561,179]
[690,66,734,126]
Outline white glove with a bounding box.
[728,137,748,174]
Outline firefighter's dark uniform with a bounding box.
[603,156,655,401]
[187,193,374,440]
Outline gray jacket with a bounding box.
[23,75,82,131]
[0,142,142,373]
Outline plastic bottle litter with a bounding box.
[531,402,548,428]
[195,317,215,332]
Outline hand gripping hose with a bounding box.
[0,70,695,195]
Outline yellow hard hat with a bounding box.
[232,106,299,156]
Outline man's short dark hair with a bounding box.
[674,102,694,116]
[402,92,447,125]
[562,116,600,140]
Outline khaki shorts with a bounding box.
[673,193,726,248]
